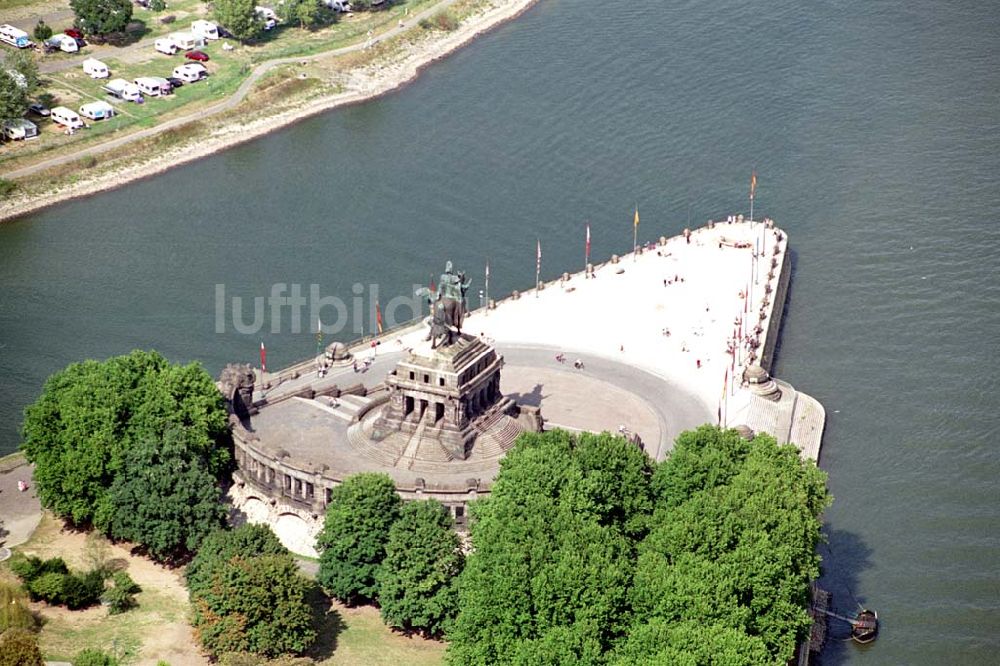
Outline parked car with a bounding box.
[28,103,50,117]
[185,50,209,62]
[63,28,85,45]
[165,76,185,88]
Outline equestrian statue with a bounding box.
[416,261,472,349]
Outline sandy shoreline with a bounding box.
[0,0,539,224]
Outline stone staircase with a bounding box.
[346,415,407,468]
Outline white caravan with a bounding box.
[103,78,143,102]
[0,24,32,49]
[82,58,110,79]
[172,63,208,83]
[79,100,115,121]
[191,19,219,40]
[154,37,178,55]
[1,118,38,140]
[47,34,79,53]
[168,32,198,50]
[50,106,85,130]
[134,76,171,96]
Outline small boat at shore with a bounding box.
[851,609,878,644]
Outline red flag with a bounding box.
[376,301,384,334]
[429,274,436,293]
[259,341,267,373]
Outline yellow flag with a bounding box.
[634,207,639,229]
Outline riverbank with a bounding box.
[0,0,539,224]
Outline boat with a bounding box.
[851,608,878,644]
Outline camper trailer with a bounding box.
[103,78,143,102]
[82,58,110,79]
[255,7,278,30]
[0,24,32,49]
[79,101,115,121]
[47,34,79,53]
[168,32,198,50]
[1,118,38,140]
[134,76,172,96]
[172,62,208,83]
[155,37,178,55]
[50,106,85,130]
[191,19,219,40]
[325,0,351,12]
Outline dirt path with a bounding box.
[0,460,41,548]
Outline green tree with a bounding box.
[33,20,53,41]
[107,427,227,562]
[186,524,288,596]
[376,499,462,636]
[148,0,166,12]
[187,526,316,657]
[278,0,329,29]
[20,350,230,536]
[316,472,402,604]
[0,70,29,124]
[0,628,44,666]
[102,571,141,614]
[213,0,263,41]
[610,619,772,666]
[69,0,133,36]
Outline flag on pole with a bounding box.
[485,260,490,302]
[633,207,639,229]
[429,274,436,294]
[585,223,591,266]
[316,317,323,357]
[750,170,757,201]
[259,341,267,374]
[376,301,384,335]
[535,239,542,294]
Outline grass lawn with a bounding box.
[2,513,448,665]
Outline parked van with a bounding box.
[172,62,207,83]
[134,76,171,96]
[47,34,79,53]
[168,32,198,51]
[1,118,38,140]
[191,19,219,40]
[79,100,115,120]
[255,7,278,29]
[0,24,32,49]
[325,0,351,12]
[103,78,143,102]
[82,58,110,79]
[50,106,85,130]
[154,37,178,55]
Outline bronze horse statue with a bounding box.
[416,261,472,349]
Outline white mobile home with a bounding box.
[1,118,38,140]
[154,37,178,55]
[47,34,79,53]
[103,78,143,102]
[168,32,198,50]
[79,100,115,120]
[134,76,171,96]
[82,58,110,79]
[0,24,32,49]
[191,19,219,40]
[172,63,207,83]
[50,106,84,129]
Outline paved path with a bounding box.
[5,0,462,181]
[0,461,41,548]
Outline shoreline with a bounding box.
[0,0,539,224]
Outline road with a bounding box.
[4,0,462,181]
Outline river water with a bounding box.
[1,0,998,661]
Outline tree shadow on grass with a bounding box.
[303,582,343,661]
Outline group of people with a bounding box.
[554,354,585,370]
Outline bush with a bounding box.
[33,20,53,41]
[149,0,166,10]
[103,571,141,614]
[0,178,16,199]
[73,649,119,666]
[10,554,69,582]
[160,14,176,23]
[27,571,67,605]
[0,628,43,666]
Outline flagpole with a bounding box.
[633,205,638,261]
[485,260,490,315]
[535,239,541,297]
[585,223,591,278]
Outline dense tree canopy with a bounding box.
[316,472,402,604]
[0,628,44,666]
[20,350,230,558]
[70,0,133,36]
[0,70,28,124]
[213,0,264,42]
[106,427,228,561]
[375,499,463,637]
[446,426,829,666]
[187,525,317,657]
